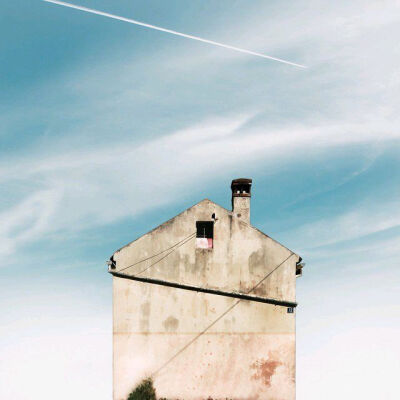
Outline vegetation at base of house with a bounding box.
[127,378,233,400]
[127,378,156,400]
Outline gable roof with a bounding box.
[112,198,298,259]
[108,198,301,307]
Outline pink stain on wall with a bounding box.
[250,351,284,387]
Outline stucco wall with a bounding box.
[113,279,295,400]
[111,199,299,399]
[112,199,298,302]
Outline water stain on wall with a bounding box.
[250,354,282,387]
[248,248,265,275]
[139,301,151,332]
[163,315,179,332]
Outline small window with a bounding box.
[196,221,213,249]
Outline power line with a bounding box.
[42,0,307,68]
[135,234,196,276]
[152,252,295,377]
[117,232,196,273]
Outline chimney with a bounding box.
[231,178,252,223]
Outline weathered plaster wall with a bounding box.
[113,279,295,400]
[111,199,299,400]
[112,200,298,302]
[232,196,251,223]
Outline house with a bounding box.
[108,178,303,400]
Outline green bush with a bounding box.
[127,378,232,400]
[127,378,156,400]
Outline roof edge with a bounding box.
[111,198,300,262]
[113,198,228,255]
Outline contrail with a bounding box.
[42,0,307,69]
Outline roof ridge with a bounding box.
[114,198,227,254]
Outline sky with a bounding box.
[1,0,400,399]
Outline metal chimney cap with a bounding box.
[231,178,252,188]
[231,178,252,197]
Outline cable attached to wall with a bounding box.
[115,231,196,273]
[134,234,196,276]
[151,252,295,377]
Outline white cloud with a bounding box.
[0,110,399,258]
[298,325,400,400]
[0,189,61,256]
[285,200,400,250]
[0,331,110,400]
[1,0,400,258]
[1,3,400,400]
[0,288,111,400]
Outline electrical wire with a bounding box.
[113,224,296,376]
[151,252,295,376]
[116,232,196,273]
[134,234,196,276]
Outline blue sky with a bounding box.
[1,1,400,399]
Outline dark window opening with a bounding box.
[196,221,214,249]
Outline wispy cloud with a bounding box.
[1,0,400,258]
[0,112,398,257]
[0,189,61,256]
[2,2,400,399]
[285,200,400,250]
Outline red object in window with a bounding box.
[196,238,213,249]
